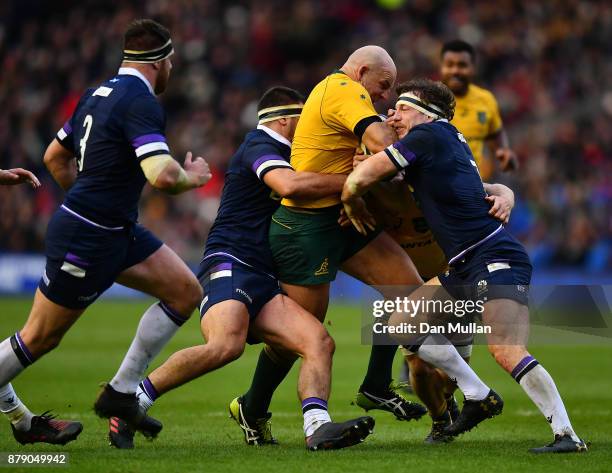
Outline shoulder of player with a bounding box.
[401,122,457,151]
[324,72,369,98]
[245,129,288,150]
[406,122,439,139]
[468,84,498,105]
[240,130,288,163]
[74,86,97,105]
[123,90,163,116]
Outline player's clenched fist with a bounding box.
[353,148,367,169]
[0,168,41,188]
[184,151,212,187]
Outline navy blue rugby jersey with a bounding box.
[204,126,293,275]
[56,68,169,227]
[384,120,503,264]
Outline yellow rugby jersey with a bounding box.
[282,71,379,208]
[367,193,447,280]
[451,84,502,181]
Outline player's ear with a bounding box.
[357,65,369,81]
[151,61,162,71]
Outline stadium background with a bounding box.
[0,2,610,471]
[0,0,611,292]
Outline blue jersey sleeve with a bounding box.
[55,120,75,153]
[123,95,169,162]
[243,142,292,181]
[384,127,434,171]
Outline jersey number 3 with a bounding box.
[78,114,93,172]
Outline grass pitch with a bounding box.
[0,297,610,472]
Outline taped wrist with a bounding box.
[140,154,174,184]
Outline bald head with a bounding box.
[341,45,397,103]
[344,45,396,73]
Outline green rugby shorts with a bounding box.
[269,205,380,285]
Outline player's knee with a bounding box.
[184,277,203,313]
[305,327,335,359]
[166,275,202,317]
[219,341,245,363]
[320,331,335,356]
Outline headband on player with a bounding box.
[123,39,174,63]
[396,93,444,119]
[257,104,303,124]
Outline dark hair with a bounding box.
[396,79,456,121]
[124,19,171,52]
[440,39,476,62]
[258,86,305,111]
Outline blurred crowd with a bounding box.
[0,0,610,269]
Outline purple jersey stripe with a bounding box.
[251,154,284,174]
[63,121,73,135]
[393,141,416,164]
[131,133,167,149]
[65,252,89,268]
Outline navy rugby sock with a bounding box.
[360,345,397,393]
[242,346,295,418]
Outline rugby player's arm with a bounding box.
[485,129,518,172]
[483,182,515,224]
[262,168,346,199]
[140,152,211,195]
[360,121,398,153]
[43,139,77,191]
[341,151,398,234]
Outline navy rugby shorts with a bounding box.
[439,230,532,306]
[39,206,163,309]
[197,256,283,321]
